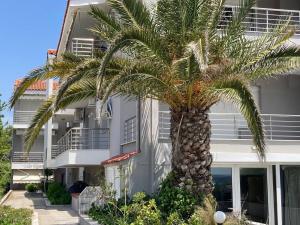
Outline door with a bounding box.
[212,165,275,224]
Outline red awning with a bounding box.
[102,151,139,165]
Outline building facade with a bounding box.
[11,0,300,224]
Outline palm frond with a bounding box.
[210,79,265,158]
[107,0,152,28]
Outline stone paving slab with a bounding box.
[3,191,79,225]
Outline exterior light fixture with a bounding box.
[214,211,226,225]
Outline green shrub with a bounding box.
[156,173,202,220]
[46,182,71,205]
[167,212,187,225]
[0,206,32,225]
[25,183,38,192]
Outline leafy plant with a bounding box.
[156,173,202,220]
[0,206,32,225]
[46,182,71,205]
[25,183,38,192]
[167,212,187,225]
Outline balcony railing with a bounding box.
[13,111,36,124]
[221,6,300,35]
[159,111,300,141]
[51,128,110,159]
[71,38,107,57]
[12,152,44,163]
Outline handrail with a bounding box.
[159,112,300,141]
[220,5,300,35]
[12,152,44,163]
[226,5,300,14]
[52,128,110,159]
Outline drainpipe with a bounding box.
[136,97,141,153]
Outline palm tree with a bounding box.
[12,0,300,195]
[90,0,300,194]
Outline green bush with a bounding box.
[0,206,32,225]
[46,182,71,205]
[25,183,38,192]
[156,173,202,220]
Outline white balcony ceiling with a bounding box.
[48,149,110,168]
[70,0,106,6]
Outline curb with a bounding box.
[0,190,12,205]
[43,197,70,208]
[32,212,39,225]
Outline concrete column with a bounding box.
[276,164,283,225]
[78,167,84,181]
[44,79,53,168]
[65,168,69,186]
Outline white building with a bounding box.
[11,0,300,224]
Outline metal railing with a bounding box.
[52,128,110,158]
[220,6,300,35]
[71,38,107,57]
[12,152,44,162]
[159,111,300,141]
[13,111,36,124]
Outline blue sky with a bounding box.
[0,1,67,124]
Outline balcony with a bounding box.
[71,38,107,57]
[221,6,300,35]
[50,128,110,167]
[13,111,35,125]
[12,152,44,162]
[11,152,44,170]
[159,111,300,141]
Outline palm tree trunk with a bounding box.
[170,107,213,195]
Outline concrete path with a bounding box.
[3,191,79,225]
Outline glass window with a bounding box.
[124,117,136,143]
[281,166,300,225]
[211,167,233,212]
[240,168,268,223]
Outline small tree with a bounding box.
[0,95,12,195]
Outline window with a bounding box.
[124,117,136,143]
[211,167,233,212]
[240,168,268,223]
[281,166,300,225]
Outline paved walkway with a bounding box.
[3,191,79,225]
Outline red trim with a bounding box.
[14,79,59,91]
[47,49,57,55]
[102,151,139,165]
[57,0,71,53]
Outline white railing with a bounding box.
[220,6,300,35]
[52,128,110,158]
[13,111,36,124]
[159,111,300,141]
[71,38,107,57]
[12,152,44,163]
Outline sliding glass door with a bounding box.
[281,166,300,225]
[212,165,274,224]
[211,168,233,212]
[240,168,269,223]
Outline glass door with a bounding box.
[240,168,269,223]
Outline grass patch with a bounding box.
[0,206,32,225]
